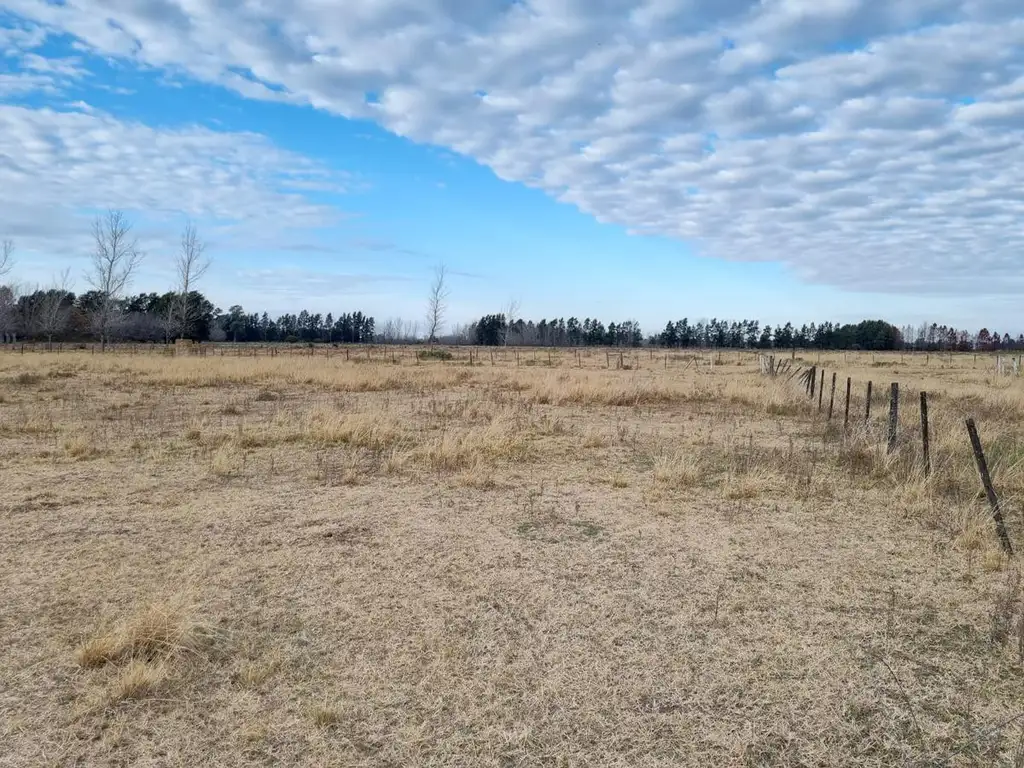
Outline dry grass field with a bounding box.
[3,346,1024,766]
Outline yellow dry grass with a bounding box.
[2,346,1024,765]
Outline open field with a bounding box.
[3,348,1024,766]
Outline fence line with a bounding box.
[760,353,1015,555]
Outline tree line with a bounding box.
[0,212,381,347]
[1,213,1020,352]
[0,287,378,346]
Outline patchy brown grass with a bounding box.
[3,348,1024,765]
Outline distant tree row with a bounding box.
[654,319,903,351]
[468,315,645,347]
[0,213,379,347]
[2,215,1022,352]
[896,323,1024,352]
[5,283,1022,353]
[0,288,378,346]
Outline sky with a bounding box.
[1,0,1023,335]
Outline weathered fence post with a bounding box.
[887,383,899,454]
[844,377,852,429]
[818,369,825,411]
[920,391,930,477]
[965,418,1013,555]
[866,381,873,422]
[828,372,837,420]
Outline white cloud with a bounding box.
[0,103,345,287]
[4,0,1024,292]
[0,70,55,96]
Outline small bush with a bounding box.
[63,435,101,460]
[109,660,167,702]
[210,445,243,477]
[75,601,205,668]
[417,348,453,361]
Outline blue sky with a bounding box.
[2,1,1024,335]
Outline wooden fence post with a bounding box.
[965,418,1013,555]
[818,369,825,411]
[865,381,873,423]
[844,377,852,429]
[887,383,899,454]
[920,391,930,477]
[828,372,837,420]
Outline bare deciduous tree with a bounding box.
[30,269,73,349]
[173,221,211,340]
[502,298,521,346]
[0,282,20,344]
[0,239,13,279]
[0,239,16,344]
[87,210,143,350]
[425,263,450,344]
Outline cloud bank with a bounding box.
[3,0,1024,292]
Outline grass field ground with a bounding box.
[2,348,1024,766]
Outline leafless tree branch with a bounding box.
[425,263,450,343]
[502,298,521,346]
[86,210,143,350]
[0,239,13,279]
[0,281,20,344]
[30,269,73,349]
[173,220,211,340]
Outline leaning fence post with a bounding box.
[828,372,837,420]
[844,377,852,428]
[965,418,1013,555]
[887,383,899,454]
[920,391,930,477]
[865,381,873,423]
[818,369,825,411]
